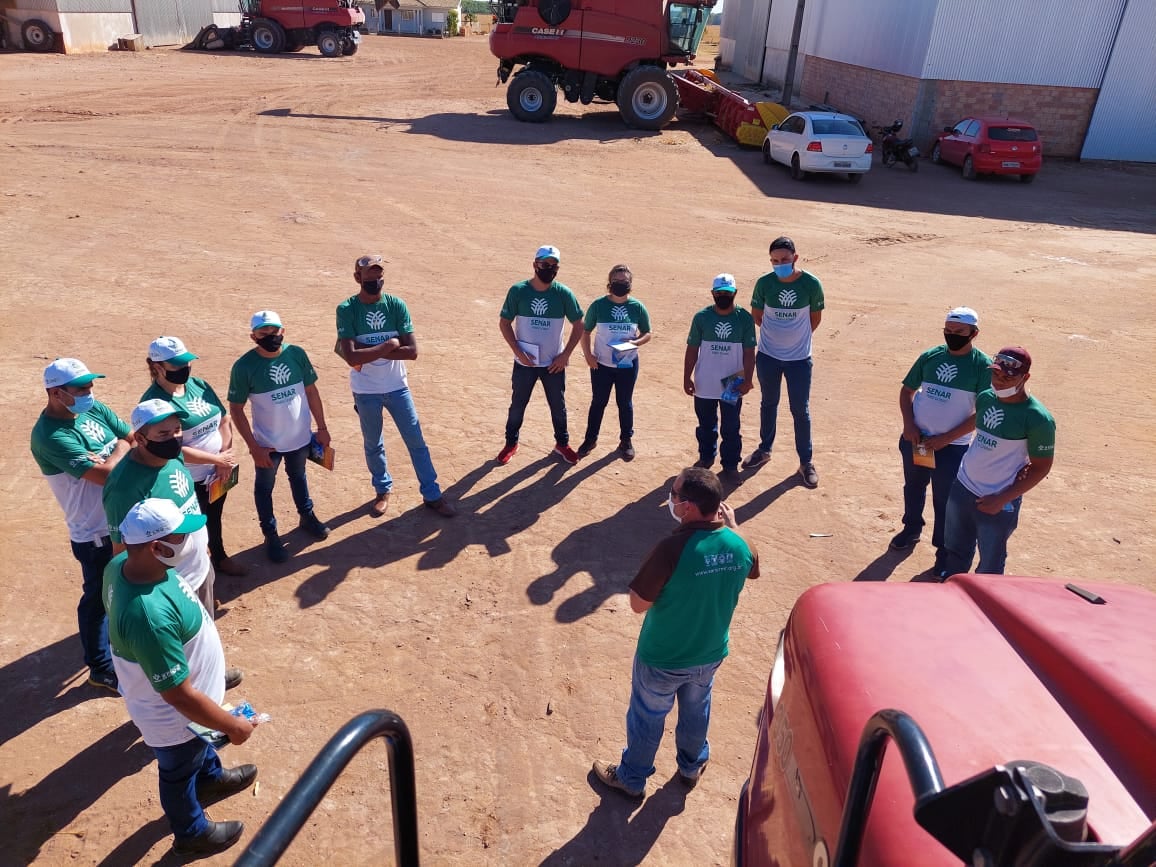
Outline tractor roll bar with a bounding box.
[234,709,419,867]
[832,709,945,867]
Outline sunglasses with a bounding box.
[992,353,1025,373]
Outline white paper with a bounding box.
[516,341,539,365]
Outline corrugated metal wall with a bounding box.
[922,0,1123,87]
[1082,0,1156,161]
[55,0,130,13]
[805,0,936,79]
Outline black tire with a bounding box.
[790,153,806,181]
[882,150,896,167]
[962,154,976,180]
[617,67,678,130]
[537,0,571,26]
[506,70,557,123]
[317,29,342,58]
[931,142,942,164]
[1020,173,1036,184]
[762,138,771,165]
[22,18,56,52]
[847,172,863,184]
[251,18,286,53]
[908,157,919,173]
[342,39,358,55]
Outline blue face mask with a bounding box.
[68,392,95,415]
[772,263,794,279]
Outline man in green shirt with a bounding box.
[30,358,133,692]
[105,498,258,857]
[593,467,759,797]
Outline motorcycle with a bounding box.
[874,119,920,172]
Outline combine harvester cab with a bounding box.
[489,0,717,130]
[735,575,1156,866]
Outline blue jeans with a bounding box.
[253,444,313,533]
[693,396,742,470]
[941,479,1022,575]
[354,389,442,502]
[617,655,722,790]
[584,360,638,442]
[755,353,813,462]
[153,736,223,840]
[70,536,115,677]
[898,438,968,553]
[505,364,569,446]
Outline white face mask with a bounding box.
[993,384,1020,398]
[154,534,197,566]
[668,493,682,522]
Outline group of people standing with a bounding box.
[28,240,1058,850]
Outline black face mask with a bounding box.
[534,265,558,284]
[943,332,972,352]
[713,293,735,310]
[256,333,284,352]
[361,278,384,295]
[163,366,192,385]
[609,281,631,298]
[144,436,183,460]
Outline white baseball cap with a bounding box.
[148,336,198,365]
[131,398,181,433]
[250,310,283,331]
[946,306,979,327]
[44,358,105,389]
[534,245,561,263]
[711,273,737,293]
[120,497,207,545]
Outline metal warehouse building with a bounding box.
[719,0,1156,162]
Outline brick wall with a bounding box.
[800,55,1099,159]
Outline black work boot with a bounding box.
[298,511,330,540]
[262,525,288,563]
[171,819,244,856]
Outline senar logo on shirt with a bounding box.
[714,321,733,339]
[152,662,183,683]
[982,406,1005,430]
[611,305,630,321]
[530,297,549,317]
[935,363,958,383]
[366,310,387,330]
[186,396,213,417]
[778,288,797,306]
[269,363,293,386]
[169,470,191,499]
[79,419,108,444]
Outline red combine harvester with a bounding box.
[489,0,717,129]
[191,0,368,57]
[735,574,1156,866]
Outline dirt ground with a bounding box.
[1,34,1154,867]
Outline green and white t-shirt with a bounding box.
[141,378,226,484]
[750,271,825,361]
[583,297,651,368]
[500,280,583,368]
[630,521,759,669]
[336,294,413,396]
[227,345,318,452]
[104,554,225,748]
[687,306,757,400]
[31,401,130,543]
[903,346,993,444]
[958,391,1056,497]
[103,455,211,590]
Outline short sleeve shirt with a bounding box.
[957,392,1056,496]
[687,306,757,400]
[499,280,583,367]
[227,345,318,452]
[750,270,824,361]
[30,401,130,543]
[583,297,651,367]
[141,377,226,483]
[104,553,225,748]
[902,345,992,444]
[630,521,759,669]
[336,293,413,396]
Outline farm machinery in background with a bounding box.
[488,0,788,142]
[189,0,379,57]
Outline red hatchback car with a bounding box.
[932,117,1042,183]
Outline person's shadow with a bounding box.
[851,545,917,582]
[538,774,690,866]
[527,479,675,623]
[733,473,801,524]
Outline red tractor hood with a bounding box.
[753,575,1155,866]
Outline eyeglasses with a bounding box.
[669,487,684,503]
[992,353,1025,373]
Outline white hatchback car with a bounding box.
[762,111,873,183]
